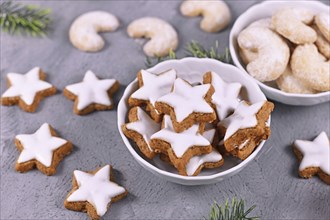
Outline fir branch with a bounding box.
[185,40,232,64]
[145,48,177,68]
[0,1,52,37]
[206,198,259,220]
[145,40,232,68]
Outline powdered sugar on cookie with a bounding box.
[69,11,120,52]
[238,26,290,82]
[127,17,178,57]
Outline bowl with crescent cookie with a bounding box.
[230,0,330,106]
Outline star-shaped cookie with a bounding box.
[64,70,119,115]
[129,69,176,122]
[219,101,266,141]
[293,132,330,184]
[150,115,212,175]
[159,128,224,176]
[64,165,128,220]
[203,71,241,120]
[15,123,72,176]
[122,106,161,159]
[218,100,274,160]
[1,67,56,112]
[156,78,216,132]
[185,129,224,176]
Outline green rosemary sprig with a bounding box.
[0,1,52,37]
[145,40,232,68]
[206,198,259,220]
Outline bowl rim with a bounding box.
[117,57,271,181]
[229,0,330,99]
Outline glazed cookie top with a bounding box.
[294,132,330,175]
[126,107,161,151]
[67,165,126,216]
[15,123,68,167]
[207,72,241,120]
[157,78,214,122]
[219,101,265,140]
[151,115,210,158]
[186,129,223,176]
[65,70,117,110]
[2,67,54,105]
[130,69,176,106]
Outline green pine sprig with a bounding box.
[185,40,232,64]
[145,48,177,68]
[206,198,259,220]
[0,1,52,37]
[145,40,232,68]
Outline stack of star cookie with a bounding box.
[122,69,274,176]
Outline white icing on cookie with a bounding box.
[131,69,176,107]
[208,72,241,120]
[157,78,214,122]
[2,67,53,105]
[219,101,265,140]
[151,115,210,158]
[15,123,68,167]
[67,165,126,216]
[202,128,216,143]
[265,121,270,128]
[186,129,223,176]
[126,107,161,151]
[238,138,250,150]
[65,70,117,110]
[294,132,330,175]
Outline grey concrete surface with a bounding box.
[1,1,330,219]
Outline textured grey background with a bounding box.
[1,0,330,219]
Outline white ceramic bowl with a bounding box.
[118,58,271,185]
[229,0,330,106]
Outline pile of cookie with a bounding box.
[237,8,329,94]
[122,69,274,176]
